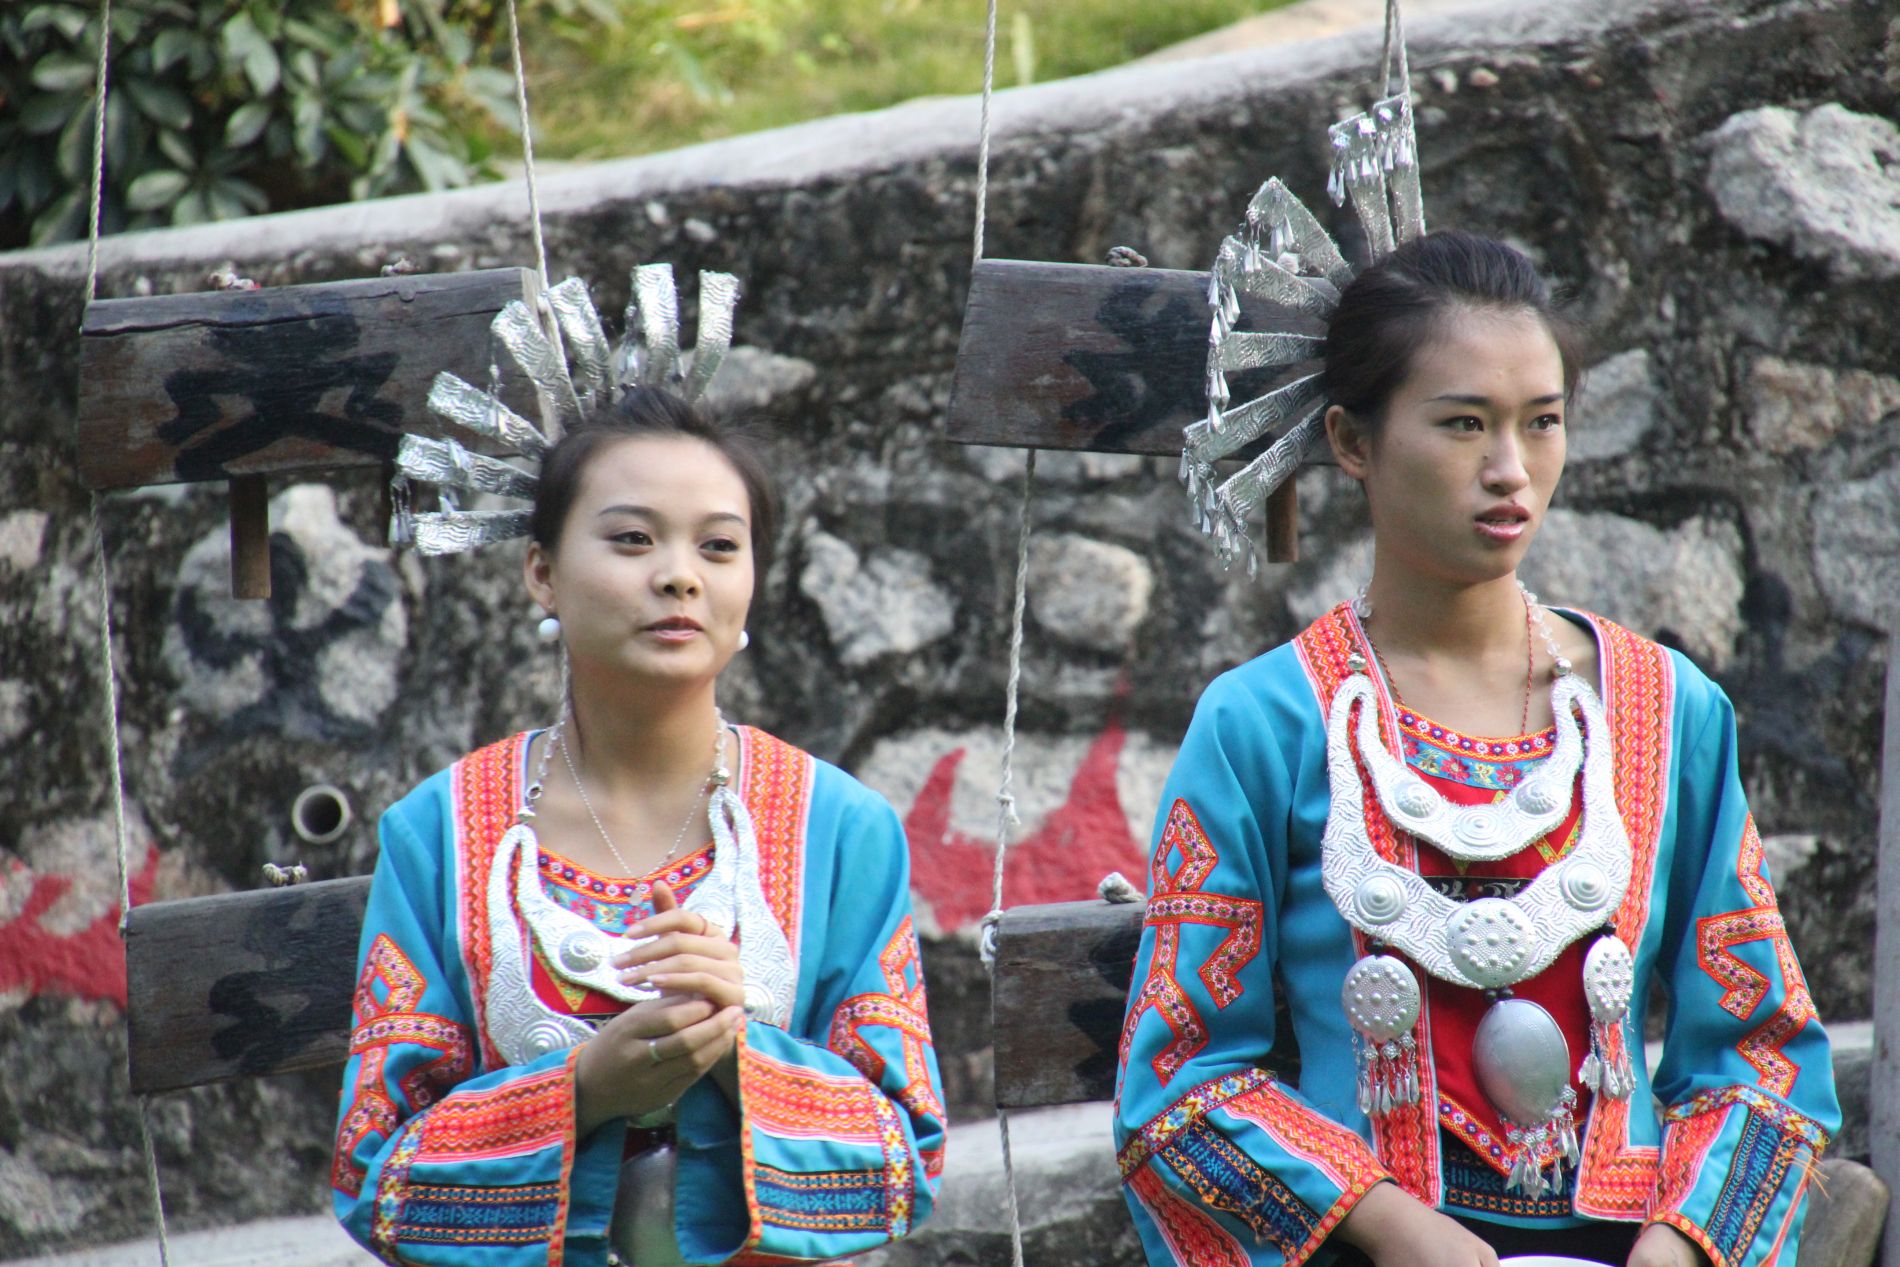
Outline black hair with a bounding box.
[1322,229,1586,429]
[529,387,781,579]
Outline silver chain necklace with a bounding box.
[534,711,726,877]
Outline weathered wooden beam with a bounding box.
[991,898,1298,1108]
[125,877,369,1095]
[131,886,1290,1108]
[1266,480,1300,563]
[992,900,1143,1109]
[76,268,539,491]
[227,476,271,599]
[946,259,1327,458]
[1870,633,1900,1266]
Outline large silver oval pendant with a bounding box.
[1472,998,1572,1127]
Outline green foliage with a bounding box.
[2,0,1289,251]
[0,0,562,249]
[510,0,1296,163]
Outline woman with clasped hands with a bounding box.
[334,389,946,1266]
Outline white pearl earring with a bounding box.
[737,630,750,650]
[537,615,561,643]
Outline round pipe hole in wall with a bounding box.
[292,783,353,846]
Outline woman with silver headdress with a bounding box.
[1114,228,1837,1267]
[331,271,945,1265]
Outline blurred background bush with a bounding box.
[1,0,1288,251]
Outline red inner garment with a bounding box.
[1391,708,1595,1174]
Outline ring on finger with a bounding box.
[646,1038,665,1066]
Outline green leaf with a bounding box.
[29,189,84,246]
[291,91,325,166]
[124,78,194,131]
[18,92,77,136]
[31,51,97,94]
[54,99,95,183]
[22,6,89,40]
[404,135,466,192]
[222,12,280,96]
[125,168,191,211]
[213,174,269,214]
[283,19,338,52]
[368,127,401,179]
[287,48,321,88]
[323,122,368,170]
[157,128,196,171]
[12,152,55,213]
[225,100,272,148]
[150,28,195,73]
[171,186,211,226]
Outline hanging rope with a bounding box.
[81,4,173,1263]
[971,0,1000,264]
[966,5,1031,1264]
[504,0,551,292]
[1379,0,1410,100]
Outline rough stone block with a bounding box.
[1796,1159,1887,1267]
[1706,104,1900,282]
[1027,533,1155,652]
[1745,355,1900,455]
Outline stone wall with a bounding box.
[1,0,1896,1252]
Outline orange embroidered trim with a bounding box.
[738,726,812,962]
[1573,613,1673,1219]
[1128,1164,1251,1267]
[744,1045,890,1146]
[453,733,527,1072]
[537,839,715,902]
[1224,1084,1389,1194]
[1118,799,1264,1087]
[1695,817,1816,1097]
[1294,605,1439,1203]
[1650,1104,1729,1220]
[412,1066,571,1164]
[550,1047,582,1267]
[333,934,474,1196]
[1119,1069,1275,1179]
[828,915,945,1172]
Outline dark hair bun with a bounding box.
[1322,230,1585,428]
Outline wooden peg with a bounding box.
[1265,479,1299,563]
[228,476,271,599]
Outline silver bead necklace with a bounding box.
[531,711,727,878]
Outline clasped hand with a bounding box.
[573,881,746,1134]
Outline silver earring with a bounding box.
[537,615,561,643]
[737,630,750,650]
[1352,582,1374,621]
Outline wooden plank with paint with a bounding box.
[125,877,369,1095]
[1871,634,1900,1267]
[990,898,1298,1108]
[944,259,1326,458]
[76,268,540,491]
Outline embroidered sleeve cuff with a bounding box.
[676,1020,932,1264]
[564,1045,628,1251]
[1647,1087,1829,1267]
[1120,1069,1389,1267]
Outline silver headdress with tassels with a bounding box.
[1182,90,1426,577]
[389,264,742,555]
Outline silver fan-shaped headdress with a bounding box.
[1182,92,1425,576]
[390,264,742,555]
